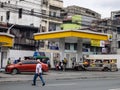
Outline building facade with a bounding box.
[60,5,105,55]
[91,18,116,54]
[35,5,110,68]
[0,0,63,68]
[111,10,120,54]
[61,5,101,30]
[0,1,115,69]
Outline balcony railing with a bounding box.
[14,38,35,46]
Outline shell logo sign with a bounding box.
[91,39,105,47]
[108,34,112,41]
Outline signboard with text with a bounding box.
[91,39,105,47]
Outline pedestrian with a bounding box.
[7,58,11,65]
[32,59,45,86]
[13,57,21,64]
[71,57,76,68]
[17,57,21,62]
[47,58,51,68]
[62,58,68,71]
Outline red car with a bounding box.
[5,60,48,74]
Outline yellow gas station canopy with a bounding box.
[0,33,14,47]
[34,30,108,41]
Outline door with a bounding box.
[65,53,77,68]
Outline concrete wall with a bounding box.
[9,50,34,61]
[2,50,34,67]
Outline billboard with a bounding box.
[61,15,82,30]
[61,15,97,30]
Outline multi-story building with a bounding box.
[61,5,101,30]
[91,18,116,54]
[60,5,105,55]
[40,0,63,32]
[34,5,109,69]
[34,5,110,68]
[0,0,42,50]
[0,1,112,69]
[111,10,120,54]
[38,0,63,50]
[0,0,63,68]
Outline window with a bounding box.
[118,41,120,48]
[117,27,120,34]
[90,46,94,52]
[42,10,46,15]
[74,43,77,50]
[42,0,48,5]
[26,31,30,38]
[39,41,45,48]
[53,12,56,17]
[65,43,70,50]
[42,26,46,32]
[6,11,10,20]
[49,11,51,16]
[0,16,3,21]
[8,1,10,3]
[22,61,36,64]
[18,8,22,18]
[31,9,34,15]
[96,47,101,52]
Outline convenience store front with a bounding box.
[34,30,109,68]
[0,33,14,68]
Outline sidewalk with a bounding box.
[0,70,120,83]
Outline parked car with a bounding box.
[5,60,48,74]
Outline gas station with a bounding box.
[0,33,14,68]
[34,30,109,68]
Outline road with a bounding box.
[0,78,120,90]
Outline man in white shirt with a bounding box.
[32,59,45,86]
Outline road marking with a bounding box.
[47,83,76,87]
[109,88,120,90]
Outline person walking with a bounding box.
[32,59,45,86]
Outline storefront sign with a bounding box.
[91,39,100,47]
[91,40,105,47]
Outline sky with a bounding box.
[63,0,120,18]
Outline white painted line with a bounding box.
[47,83,76,87]
[109,88,120,90]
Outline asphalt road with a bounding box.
[0,78,120,90]
[1,70,120,84]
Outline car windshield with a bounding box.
[21,60,37,64]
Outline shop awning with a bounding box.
[34,30,108,41]
[0,33,14,47]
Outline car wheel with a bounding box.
[11,68,18,74]
[103,67,110,71]
[77,66,83,71]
